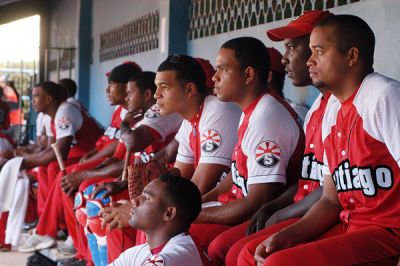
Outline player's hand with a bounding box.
[61,172,86,197]
[254,230,294,265]
[12,147,25,157]
[92,180,128,198]
[246,203,276,235]
[100,201,132,230]
[120,109,143,133]
[264,209,286,228]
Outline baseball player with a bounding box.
[110,175,203,266]
[252,15,400,266]
[17,81,103,251]
[154,54,241,195]
[72,72,182,264]
[18,65,141,262]
[220,10,336,266]
[188,37,304,262]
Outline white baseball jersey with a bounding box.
[55,102,84,140]
[285,98,309,126]
[113,104,182,161]
[136,104,183,141]
[322,72,400,228]
[53,102,103,158]
[67,97,83,109]
[230,93,304,198]
[36,112,45,137]
[175,95,241,167]
[109,233,202,266]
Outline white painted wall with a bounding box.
[47,0,400,124]
[90,0,167,125]
[188,0,400,108]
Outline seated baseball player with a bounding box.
[109,174,203,266]
[154,54,241,195]
[189,37,305,260]
[267,47,309,125]
[17,64,139,256]
[70,72,182,264]
[219,10,336,266]
[251,15,400,266]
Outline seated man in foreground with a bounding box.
[110,174,203,266]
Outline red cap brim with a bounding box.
[267,26,309,41]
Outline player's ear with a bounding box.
[45,95,52,105]
[143,88,153,101]
[244,66,256,85]
[184,82,197,98]
[164,206,177,222]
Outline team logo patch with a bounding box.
[57,117,71,130]
[255,141,281,168]
[145,111,159,119]
[144,254,165,266]
[200,129,221,153]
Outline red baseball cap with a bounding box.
[267,47,285,74]
[267,10,333,41]
[195,57,216,91]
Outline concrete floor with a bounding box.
[0,249,31,266]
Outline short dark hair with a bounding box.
[36,81,68,105]
[128,71,157,95]
[157,54,208,95]
[221,37,270,89]
[109,63,142,84]
[159,174,201,231]
[58,78,77,97]
[316,14,375,71]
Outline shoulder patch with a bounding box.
[255,141,280,168]
[201,129,221,153]
[144,254,165,266]
[145,105,160,119]
[57,117,71,130]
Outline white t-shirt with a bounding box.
[175,95,241,166]
[109,233,202,266]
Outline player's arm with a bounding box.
[196,182,282,225]
[22,136,73,169]
[202,171,233,203]
[120,125,155,152]
[191,163,228,195]
[247,185,322,234]
[254,175,341,263]
[81,141,119,163]
[152,139,179,165]
[266,186,322,227]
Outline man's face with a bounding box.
[282,36,312,87]
[130,179,168,230]
[106,81,127,106]
[307,26,349,90]
[154,71,188,116]
[213,48,247,102]
[31,86,49,113]
[125,81,145,112]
